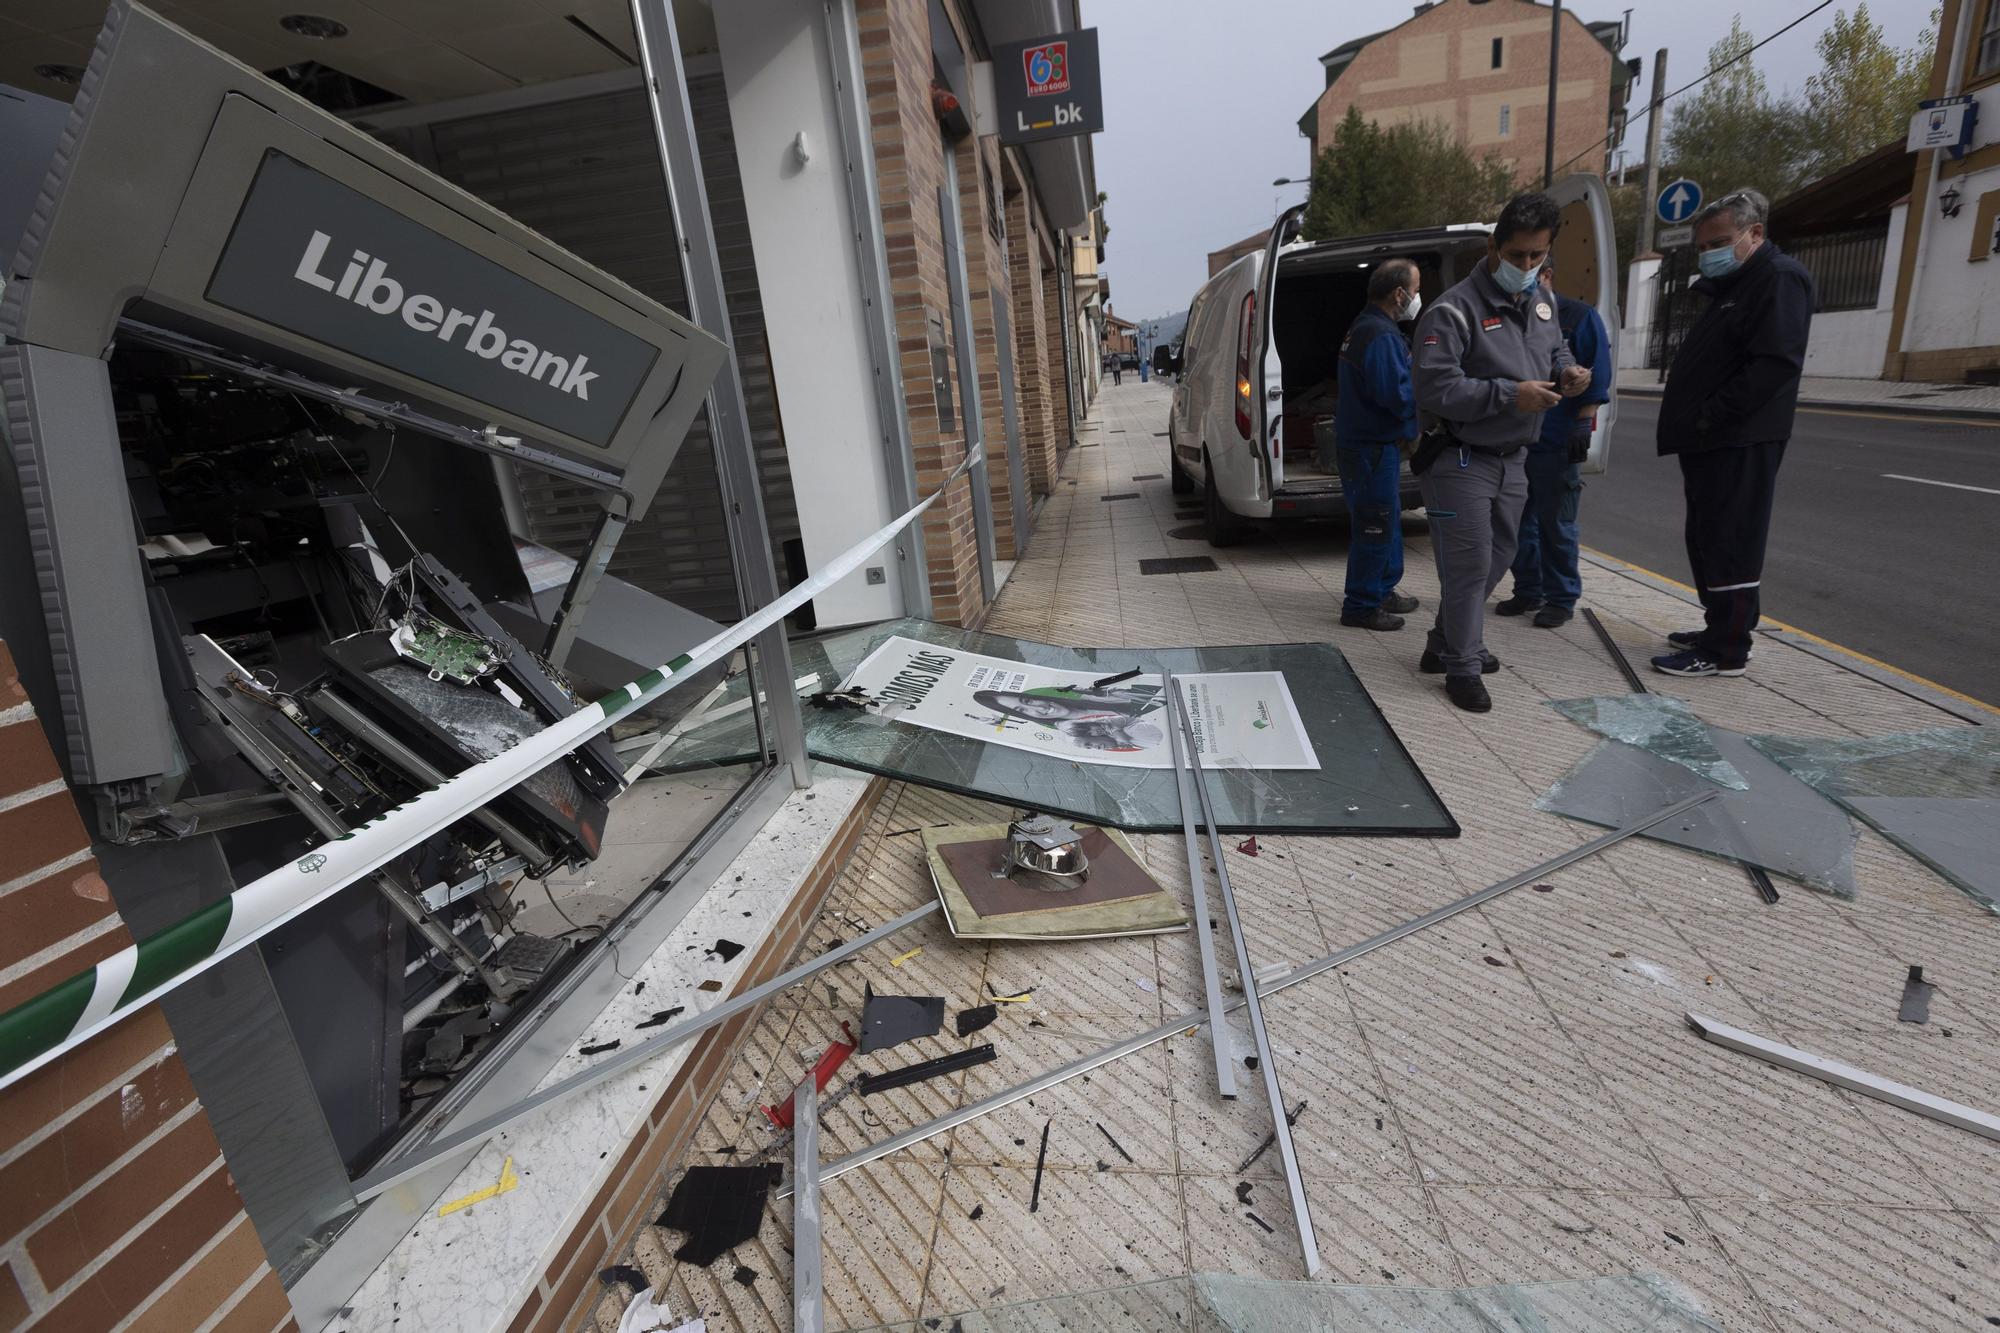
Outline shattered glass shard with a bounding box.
[1537,730,1857,896]
[1548,694,1749,790]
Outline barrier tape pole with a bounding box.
[0,450,981,1090]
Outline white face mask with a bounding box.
[1399,291,1422,322]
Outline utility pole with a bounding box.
[1543,0,1562,187]
[1636,47,1668,257]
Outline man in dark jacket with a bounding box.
[1654,188,1813,677]
[1333,257,1423,630]
[1498,262,1612,628]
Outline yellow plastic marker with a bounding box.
[888,947,923,968]
[437,1154,519,1217]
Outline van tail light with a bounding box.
[1234,291,1256,439]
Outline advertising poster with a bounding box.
[841,635,1319,771]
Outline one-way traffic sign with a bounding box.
[1657,178,1702,225]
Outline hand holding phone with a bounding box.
[1516,380,1562,412]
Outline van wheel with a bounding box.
[1203,453,1245,548]
[1169,438,1195,495]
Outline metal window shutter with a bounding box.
[415,79,800,624]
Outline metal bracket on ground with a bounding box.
[1163,668,1235,1100]
[792,1076,824,1333]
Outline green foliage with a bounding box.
[1300,105,1516,241]
[1799,4,1937,176]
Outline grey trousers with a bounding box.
[1418,448,1529,678]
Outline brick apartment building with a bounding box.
[1300,0,1635,183]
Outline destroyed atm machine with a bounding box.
[0,2,730,1263]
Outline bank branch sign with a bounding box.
[206,151,658,447]
[994,28,1102,146]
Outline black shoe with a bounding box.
[1383,590,1420,614]
[1668,629,1754,660]
[1340,608,1405,631]
[1445,675,1492,712]
[1532,605,1574,628]
[1651,648,1747,678]
[1421,648,1500,675]
[1495,595,1543,617]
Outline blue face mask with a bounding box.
[1492,257,1541,295]
[1698,243,1744,280]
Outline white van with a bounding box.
[1163,175,1619,546]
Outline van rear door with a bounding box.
[1255,205,1307,491]
[1547,173,1619,473]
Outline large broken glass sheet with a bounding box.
[848,1272,1721,1331]
[1750,729,2000,912]
[1549,695,1749,791]
[660,619,1455,835]
[1537,729,1857,895]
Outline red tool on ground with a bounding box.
[762,1021,856,1130]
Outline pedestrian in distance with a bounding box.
[1496,260,1612,629]
[1653,188,1813,677]
[1333,256,1424,631]
[1410,191,1593,713]
[1110,353,1122,386]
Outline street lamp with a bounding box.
[1272,177,1308,188]
[1940,184,1963,218]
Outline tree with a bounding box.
[1300,105,1516,241]
[1799,4,1937,177]
[1663,17,1815,202]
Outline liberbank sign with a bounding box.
[992,28,1103,147]
[206,151,659,447]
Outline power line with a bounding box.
[1552,0,1835,180]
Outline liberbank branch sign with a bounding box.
[206,151,658,447]
[991,28,1103,147]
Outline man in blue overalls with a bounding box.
[1333,257,1424,630]
[1496,262,1612,628]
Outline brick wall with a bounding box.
[523,776,887,1333]
[0,642,296,1333]
[1895,344,2000,383]
[957,135,1018,561]
[1042,261,1074,453]
[1005,169,1057,499]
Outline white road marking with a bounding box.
[1882,473,2000,496]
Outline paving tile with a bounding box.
[1182,1175,1464,1287]
[1690,1198,2000,1333]
[948,1031,1176,1173]
[1429,1186,1777,1331]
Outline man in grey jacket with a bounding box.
[1410,192,1592,712]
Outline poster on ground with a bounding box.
[840,635,1319,771]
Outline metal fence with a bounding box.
[1787,224,1891,313]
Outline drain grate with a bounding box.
[1131,473,1163,481]
[1100,492,1140,502]
[1140,556,1219,574]
[1167,524,1206,540]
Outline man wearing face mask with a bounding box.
[1332,257,1424,630]
[1410,192,1591,713]
[1654,188,1813,677]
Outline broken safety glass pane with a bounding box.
[1537,729,1857,896]
[657,619,1456,835]
[1750,729,2000,913]
[1548,694,1749,791]
[848,1272,1723,1331]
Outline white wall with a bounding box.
[1798,201,1904,379]
[715,0,900,626]
[1618,255,1659,370]
[1900,66,2000,363]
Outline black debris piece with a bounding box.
[1100,492,1140,501]
[1097,1122,1135,1165]
[1483,955,1506,967]
[1236,1100,1309,1173]
[1235,1182,1253,1204]
[1028,1019,1044,1028]
[712,938,745,962]
[857,1044,996,1095]
[1138,556,1220,576]
[955,1004,999,1038]
[1664,1231,1687,1246]
[1900,965,1935,1024]
[1531,883,1555,893]
[1096,1160,1110,1172]
[1029,1119,1053,1213]
[859,986,946,1054]
[968,1204,984,1221]
[579,1040,621,1056]
[697,979,723,992]
[733,1264,759,1287]
[1375,1117,1383,1131]
[598,1265,648,1292]
[634,981,646,994]
[635,1007,687,1030]
[1244,1056,1260,1071]
[655,1164,783,1267]
[1131,473,1164,481]
[808,688,874,712]
[1092,667,1142,689]
[1245,1211,1276,1234]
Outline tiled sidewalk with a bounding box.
[601,380,2000,1333]
[1617,364,2000,417]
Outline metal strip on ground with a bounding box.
[1175,691,1320,1275]
[1687,1012,2000,1142]
[1163,669,1235,1100]
[352,901,941,1200]
[792,1077,824,1333]
[779,791,1718,1197]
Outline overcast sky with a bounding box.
[1092,0,1935,320]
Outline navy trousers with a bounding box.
[1681,440,1786,666]
[1509,450,1583,609]
[1335,443,1405,617]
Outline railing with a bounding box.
[1788,224,1891,313]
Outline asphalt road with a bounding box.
[1588,395,2000,708]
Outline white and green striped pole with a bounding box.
[0,451,977,1090]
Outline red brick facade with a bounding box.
[0,642,297,1333]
